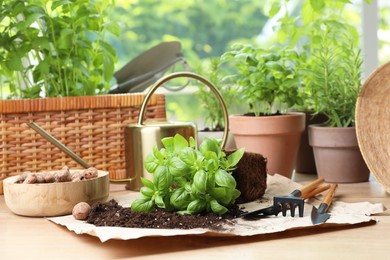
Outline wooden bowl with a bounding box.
[3,170,109,217]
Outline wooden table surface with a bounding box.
[1,173,389,260]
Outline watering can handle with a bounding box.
[137,72,229,149]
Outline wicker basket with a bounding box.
[0,94,166,193]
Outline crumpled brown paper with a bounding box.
[47,174,385,242]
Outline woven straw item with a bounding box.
[0,94,166,193]
[356,61,390,192]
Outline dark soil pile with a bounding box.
[87,199,243,231]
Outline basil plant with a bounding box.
[131,134,245,215]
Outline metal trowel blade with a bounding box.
[311,204,331,225]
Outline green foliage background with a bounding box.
[105,0,271,124]
[109,0,268,69]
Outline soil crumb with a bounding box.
[87,200,243,231]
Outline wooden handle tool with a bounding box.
[299,178,325,195]
[311,183,338,225]
[302,184,331,199]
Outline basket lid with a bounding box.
[356,61,390,192]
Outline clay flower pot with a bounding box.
[295,111,328,174]
[229,113,305,178]
[308,125,370,183]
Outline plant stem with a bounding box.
[44,3,62,97]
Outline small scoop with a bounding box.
[311,183,338,225]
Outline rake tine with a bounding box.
[281,203,288,217]
[290,204,296,217]
[298,203,304,217]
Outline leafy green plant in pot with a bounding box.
[267,0,372,176]
[0,0,118,99]
[221,44,306,178]
[195,57,240,150]
[0,1,157,182]
[305,22,370,183]
[131,134,245,215]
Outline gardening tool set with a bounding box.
[240,178,337,222]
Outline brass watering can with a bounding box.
[113,71,229,190]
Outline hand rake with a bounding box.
[240,178,330,220]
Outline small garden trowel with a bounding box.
[311,183,338,225]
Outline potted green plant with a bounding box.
[0,0,167,185]
[264,0,372,177]
[0,0,118,98]
[195,57,240,150]
[305,22,370,183]
[221,44,306,178]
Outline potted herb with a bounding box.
[0,0,167,183]
[195,57,239,150]
[221,44,305,178]
[0,0,117,98]
[306,22,370,183]
[131,134,245,215]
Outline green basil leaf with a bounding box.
[159,148,167,158]
[170,187,191,210]
[206,172,215,190]
[173,176,187,186]
[210,187,226,201]
[180,147,197,166]
[131,195,155,212]
[199,137,221,157]
[184,182,192,193]
[144,153,159,173]
[211,187,233,205]
[173,134,189,153]
[140,186,154,197]
[227,148,245,168]
[215,169,236,189]
[141,177,154,190]
[168,157,189,177]
[203,151,219,172]
[154,194,165,208]
[161,136,174,152]
[186,199,207,214]
[210,199,228,215]
[193,170,207,194]
[189,136,196,148]
[232,189,241,201]
[154,166,171,191]
[152,144,164,160]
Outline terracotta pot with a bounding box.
[229,113,305,178]
[308,125,370,183]
[197,130,236,150]
[295,112,328,174]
